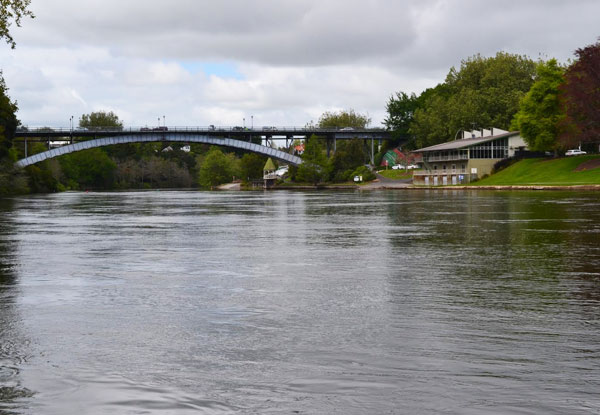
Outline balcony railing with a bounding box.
[413,170,466,176]
[423,154,468,162]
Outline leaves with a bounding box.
[317,109,371,129]
[0,0,34,49]
[511,59,566,151]
[560,39,600,146]
[410,52,536,148]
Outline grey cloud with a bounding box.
[22,0,418,65]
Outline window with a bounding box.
[451,164,456,172]
[442,164,447,171]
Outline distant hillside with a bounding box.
[471,155,600,186]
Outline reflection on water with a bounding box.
[1,190,599,414]
[0,199,34,414]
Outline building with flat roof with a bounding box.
[412,128,527,185]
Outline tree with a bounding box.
[296,136,329,185]
[383,91,420,140]
[79,111,123,130]
[411,52,536,148]
[559,39,600,148]
[239,153,267,181]
[197,147,237,188]
[317,109,371,128]
[0,72,17,159]
[330,140,366,182]
[0,0,34,49]
[59,148,116,189]
[511,59,566,152]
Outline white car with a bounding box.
[407,164,419,169]
[565,149,587,156]
[391,164,405,170]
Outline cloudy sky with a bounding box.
[1,0,599,128]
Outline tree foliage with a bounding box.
[239,153,267,181]
[559,39,600,147]
[0,0,34,49]
[296,136,329,185]
[59,148,117,189]
[317,109,371,129]
[329,140,366,182]
[197,147,238,188]
[511,59,566,151]
[0,72,17,159]
[79,111,123,130]
[410,52,536,148]
[383,91,420,141]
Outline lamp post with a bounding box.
[163,115,165,127]
[70,115,73,132]
[251,115,253,129]
[158,117,160,128]
[243,117,245,128]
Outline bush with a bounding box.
[350,165,376,181]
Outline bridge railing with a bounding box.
[16,126,389,134]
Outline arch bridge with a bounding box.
[14,126,390,167]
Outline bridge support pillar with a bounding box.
[371,138,374,165]
[24,138,28,158]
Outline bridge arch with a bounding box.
[15,133,303,168]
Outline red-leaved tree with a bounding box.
[559,39,600,148]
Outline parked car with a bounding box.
[340,127,354,131]
[391,164,405,170]
[407,164,419,169]
[565,149,587,156]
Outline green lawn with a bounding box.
[377,169,414,180]
[471,155,600,186]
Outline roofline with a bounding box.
[412,131,520,153]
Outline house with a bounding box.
[412,128,527,185]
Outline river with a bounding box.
[0,190,599,414]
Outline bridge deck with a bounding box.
[14,126,390,141]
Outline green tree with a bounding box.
[296,136,329,185]
[411,52,536,148]
[383,91,420,141]
[0,0,34,49]
[317,109,371,128]
[198,147,236,188]
[511,59,566,152]
[0,72,17,159]
[330,140,366,182]
[59,148,116,189]
[239,153,267,181]
[79,111,123,130]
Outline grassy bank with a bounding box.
[471,155,600,186]
[377,169,414,180]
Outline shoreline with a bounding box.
[272,182,600,191]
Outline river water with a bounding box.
[0,190,599,414]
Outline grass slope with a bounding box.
[377,169,413,180]
[471,155,600,186]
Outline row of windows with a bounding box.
[469,137,508,159]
